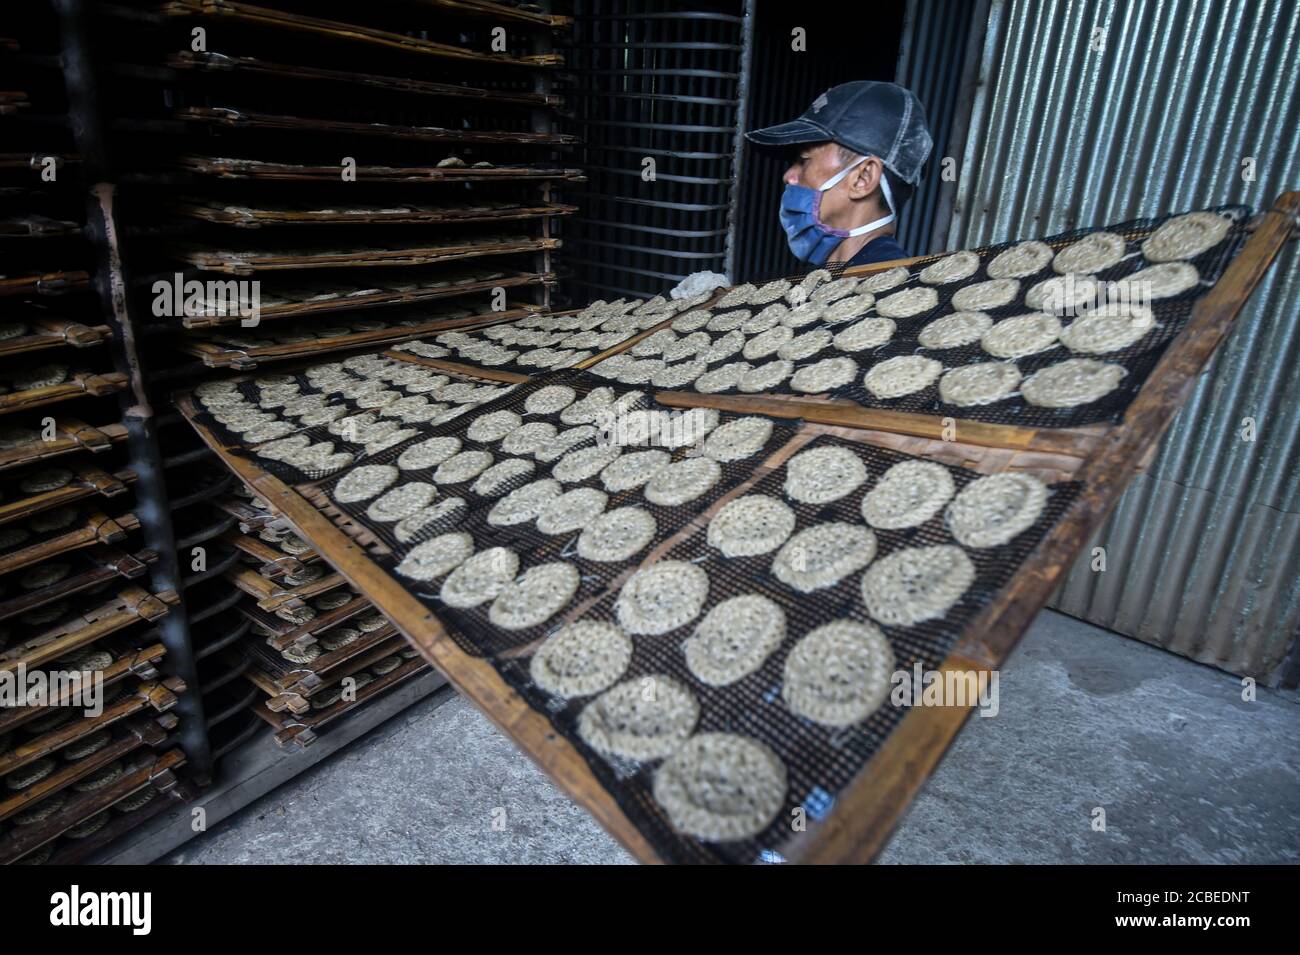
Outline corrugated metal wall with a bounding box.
[952,0,1300,683]
[893,0,983,255]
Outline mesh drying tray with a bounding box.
[315,371,801,657]
[591,204,1252,428]
[491,432,1080,864]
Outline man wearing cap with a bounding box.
[746,80,933,268]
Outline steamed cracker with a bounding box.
[946,472,1049,547]
[986,240,1053,278]
[863,355,943,398]
[861,544,974,626]
[981,313,1062,358]
[875,286,938,318]
[938,361,1021,406]
[576,506,657,562]
[1142,210,1232,262]
[783,445,867,503]
[861,460,955,529]
[917,311,991,349]
[394,532,474,581]
[653,733,788,841]
[771,522,877,592]
[439,546,519,607]
[1021,358,1126,407]
[1053,231,1126,274]
[707,494,796,557]
[683,595,786,686]
[577,675,699,761]
[530,620,632,698]
[951,277,1019,311]
[615,560,708,635]
[790,356,856,393]
[488,561,580,630]
[783,620,894,727]
[920,250,980,285]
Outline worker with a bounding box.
[745,80,933,268]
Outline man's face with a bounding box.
[784,141,863,228]
[783,141,843,189]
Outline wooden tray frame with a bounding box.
[0,464,134,527]
[175,192,1299,863]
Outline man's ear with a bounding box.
[846,156,882,200]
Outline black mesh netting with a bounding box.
[587,205,1252,428]
[315,373,801,656]
[488,433,1080,864]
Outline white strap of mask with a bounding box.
[820,154,897,237]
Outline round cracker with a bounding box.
[772,522,877,592]
[644,457,722,507]
[707,494,796,557]
[1059,302,1155,353]
[783,621,894,726]
[600,449,670,492]
[500,422,557,456]
[738,359,793,392]
[861,544,974,626]
[530,620,633,698]
[742,325,793,361]
[439,547,519,608]
[365,482,437,522]
[577,675,699,761]
[790,356,857,393]
[1053,231,1127,274]
[857,266,911,293]
[553,444,622,483]
[1142,211,1233,262]
[434,449,494,484]
[918,311,992,349]
[694,361,750,394]
[777,329,833,361]
[394,497,467,543]
[701,416,773,462]
[488,561,580,630]
[684,595,786,686]
[861,460,955,529]
[333,465,399,504]
[1113,262,1199,300]
[783,445,867,503]
[863,355,943,398]
[653,733,787,841]
[487,478,562,526]
[938,361,1021,406]
[951,277,1020,311]
[577,506,657,562]
[875,286,938,318]
[1024,274,1104,314]
[946,472,1049,547]
[537,487,608,535]
[920,250,981,285]
[833,316,895,352]
[981,313,1062,358]
[1021,358,1126,407]
[472,458,536,496]
[397,436,461,471]
[615,560,708,635]
[986,240,1053,278]
[394,532,474,581]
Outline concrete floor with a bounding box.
[164,609,1300,864]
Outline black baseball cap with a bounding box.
[745,80,933,186]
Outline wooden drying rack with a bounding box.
[175,192,1299,863]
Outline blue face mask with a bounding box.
[780,155,897,264]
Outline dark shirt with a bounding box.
[843,233,908,267]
